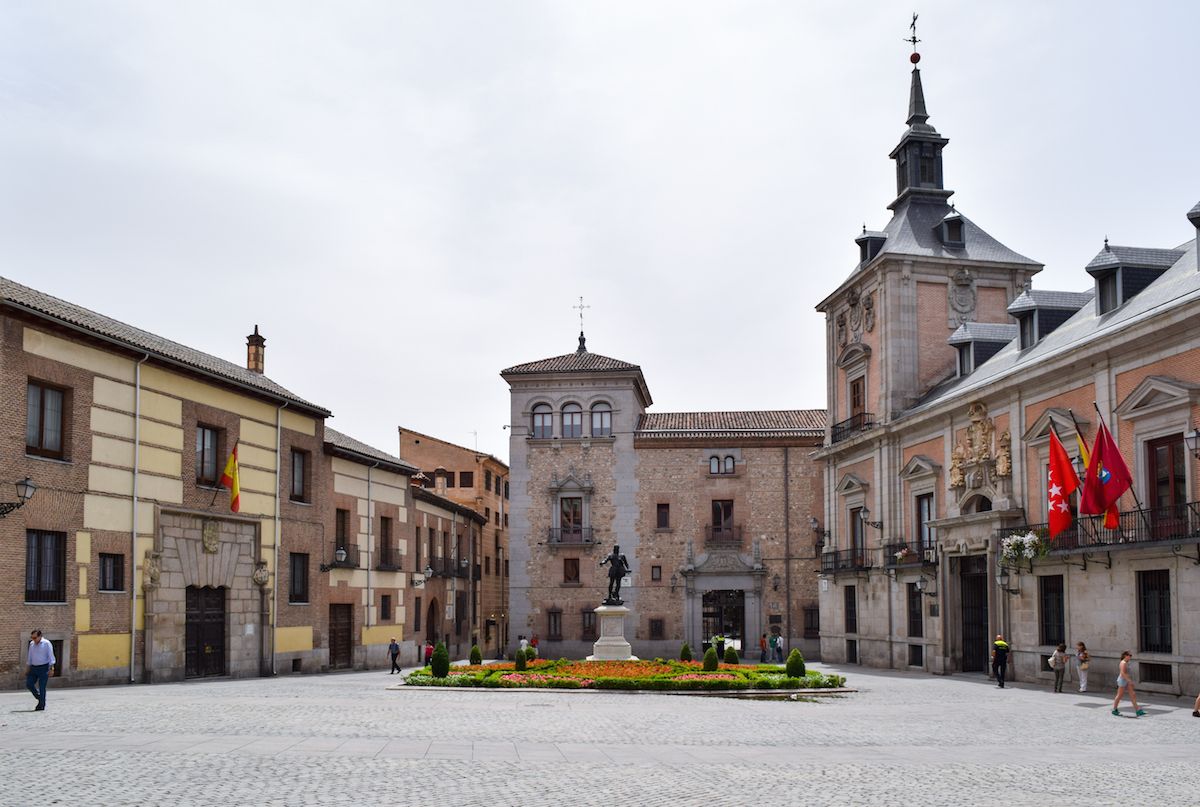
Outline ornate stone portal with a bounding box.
[948,402,1012,510]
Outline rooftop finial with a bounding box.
[1104,236,1110,251]
[577,331,587,354]
[906,13,921,63]
[573,296,591,353]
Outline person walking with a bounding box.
[1075,641,1090,692]
[26,629,55,711]
[530,634,539,657]
[774,634,785,663]
[759,634,769,663]
[1049,644,1068,692]
[423,639,434,667]
[991,634,1010,688]
[388,637,401,674]
[1112,650,1146,717]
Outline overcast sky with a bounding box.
[2,2,1198,464]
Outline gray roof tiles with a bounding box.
[873,200,1041,267]
[324,427,417,473]
[947,322,1019,345]
[637,410,826,439]
[2,275,330,415]
[1006,289,1094,315]
[1084,244,1186,273]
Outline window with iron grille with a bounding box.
[26,530,66,602]
[649,619,665,640]
[907,583,923,638]
[581,610,597,640]
[99,553,124,592]
[844,585,858,634]
[26,381,67,459]
[1138,569,1172,653]
[289,553,309,603]
[1140,662,1173,685]
[803,606,820,639]
[1038,575,1065,645]
[548,609,562,641]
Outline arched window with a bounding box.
[723,456,735,474]
[562,403,583,438]
[532,404,552,439]
[709,457,721,475]
[590,403,612,437]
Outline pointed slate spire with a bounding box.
[907,68,929,127]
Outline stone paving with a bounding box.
[1,662,1197,806]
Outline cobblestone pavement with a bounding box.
[1,663,1196,806]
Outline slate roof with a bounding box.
[910,239,1197,413]
[947,322,1019,345]
[1084,244,1186,274]
[637,410,826,440]
[324,427,417,474]
[871,199,1041,268]
[1,275,329,416]
[1006,289,1094,316]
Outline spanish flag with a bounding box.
[219,444,241,513]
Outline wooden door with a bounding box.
[185,586,226,678]
[329,604,353,669]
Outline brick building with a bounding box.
[502,335,826,660]
[2,275,431,687]
[815,53,1200,696]
[398,428,509,660]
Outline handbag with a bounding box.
[1080,661,1089,670]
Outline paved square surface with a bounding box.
[1,663,1196,806]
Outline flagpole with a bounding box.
[1091,401,1152,536]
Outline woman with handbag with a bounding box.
[1075,641,1090,692]
[1049,644,1068,693]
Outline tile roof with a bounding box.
[1,275,329,416]
[870,199,1041,269]
[947,322,1019,345]
[1006,289,1094,316]
[910,239,1197,413]
[1084,244,1186,273]
[637,410,826,439]
[501,346,641,376]
[324,427,417,473]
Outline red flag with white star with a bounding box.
[1048,428,1080,539]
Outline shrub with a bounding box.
[680,643,693,662]
[469,645,482,666]
[723,646,739,665]
[702,647,719,671]
[431,642,450,678]
[515,651,528,671]
[525,648,538,662]
[786,648,805,678]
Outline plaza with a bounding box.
[1,664,1196,806]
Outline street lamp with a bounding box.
[1185,426,1200,459]
[319,545,349,572]
[914,576,937,598]
[859,506,883,530]
[996,568,1021,595]
[0,477,36,518]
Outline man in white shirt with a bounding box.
[26,629,56,711]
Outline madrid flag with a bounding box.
[219,444,241,513]
[1079,421,1132,527]
[1047,428,1080,539]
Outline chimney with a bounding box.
[246,325,266,374]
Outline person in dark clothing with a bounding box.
[388,637,402,674]
[991,634,1011,688]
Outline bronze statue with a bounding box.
[599,544,631,605]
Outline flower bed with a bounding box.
[404,658,846,691]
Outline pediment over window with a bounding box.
[836,343,872,369]
[1022,407,1087,446]
[899,455,941,481]
[549,466,593,493]
[835,473,869,495]
[1115,376,1200,420]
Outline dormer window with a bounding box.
[956,345,973,377]
[1019,313,1036,350]
[937,211,965,247]
[1085,243,1185,315]
[1097,271,1119,314]
[944,218,963,243]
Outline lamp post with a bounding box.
[1185,426,1200,459]
[0,477,36,518]
[858,506,883,530]
[996,568,1020,595]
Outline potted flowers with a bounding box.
[893,546,912,562]
[1000,531,1046,568]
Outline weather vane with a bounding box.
[905,13,922,63]
[573,296,591,331]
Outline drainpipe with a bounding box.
[367,461,379,634]
[272,402,288,675]
[783,447,792,653]
[130,353,149,683]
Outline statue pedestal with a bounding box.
[586,605,636,661]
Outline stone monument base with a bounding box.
[586,604,637,661]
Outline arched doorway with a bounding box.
[426,598,440,644]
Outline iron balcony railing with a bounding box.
[997,501,1200,553]
[883,541,938,567]
[705,525,744,547]
[831,412,876,444]
[328,543,360,569]
[375,545,404,571]
[548,527,596,545]
[425,556,469,578]
[821,547,873,574]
